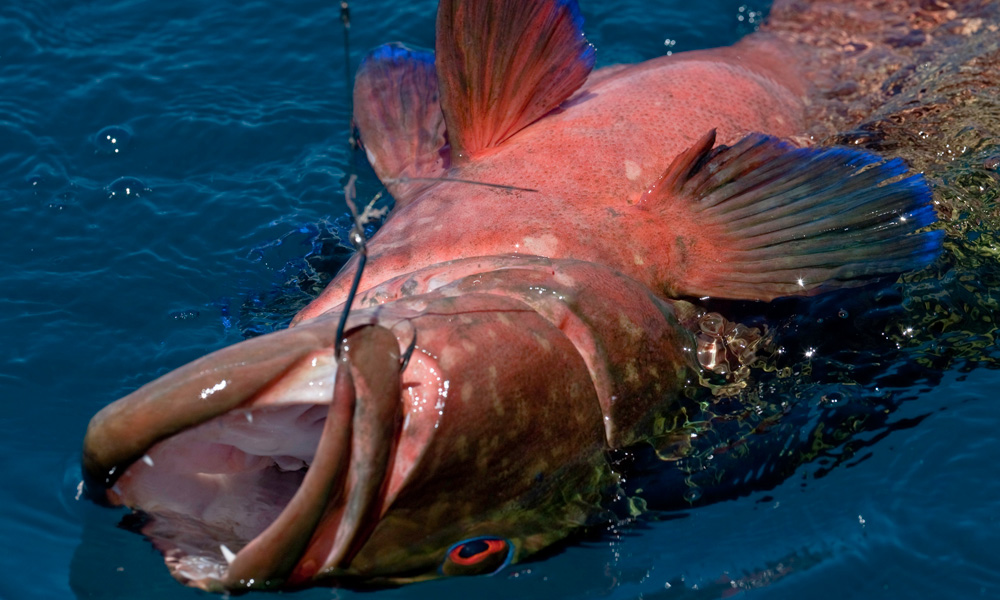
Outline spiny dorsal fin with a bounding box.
[641,132,944,301]
[652,128,719,192]
[435,0,595,161]
[353,43,449,206]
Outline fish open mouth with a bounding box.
[83,322,404,591]
[111,403,325,587]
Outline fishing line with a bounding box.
[333,0,363,360]
[340,1,356,151]
[334,175,373,359]
[386,176,539,193]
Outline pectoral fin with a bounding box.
[642,130,944,300]
[353,43,449,206]
[435,0,595,161]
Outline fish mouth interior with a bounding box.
[112,402,327,586]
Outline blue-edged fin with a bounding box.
[435,0,595,161]
[643,130,944,301]
[353,43,449,206]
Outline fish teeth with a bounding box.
[220,544,237,565]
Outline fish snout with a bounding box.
[82,321,336,491]
[81,321,405,590]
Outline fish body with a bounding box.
[82,0,943,591]
[296,36,809,321]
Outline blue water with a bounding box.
[2,1,999,599]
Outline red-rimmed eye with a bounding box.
[448,538,506,565]
[440,536,512,576]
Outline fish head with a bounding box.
[82,291,612,591]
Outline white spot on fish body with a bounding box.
[522,233,558,256]
[141,455,154,467]
[624,159,642,181]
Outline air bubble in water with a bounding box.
[95,125,133,155]
[107,176,148,199]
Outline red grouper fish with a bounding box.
[82,0,943,592]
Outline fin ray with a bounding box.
[353,43,449,206]
[643,133,943,300]
[435,0,595,160]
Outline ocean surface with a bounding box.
[2,1,999,599]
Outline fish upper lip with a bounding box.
[81,319,339,490]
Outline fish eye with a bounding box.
[440,536,513,576]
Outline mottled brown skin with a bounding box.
[308,257,697,581]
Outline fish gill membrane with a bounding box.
[76,0,1000,593]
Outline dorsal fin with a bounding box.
[353,43,449,206]
[435,0,595,161]
[641,132,944,300]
